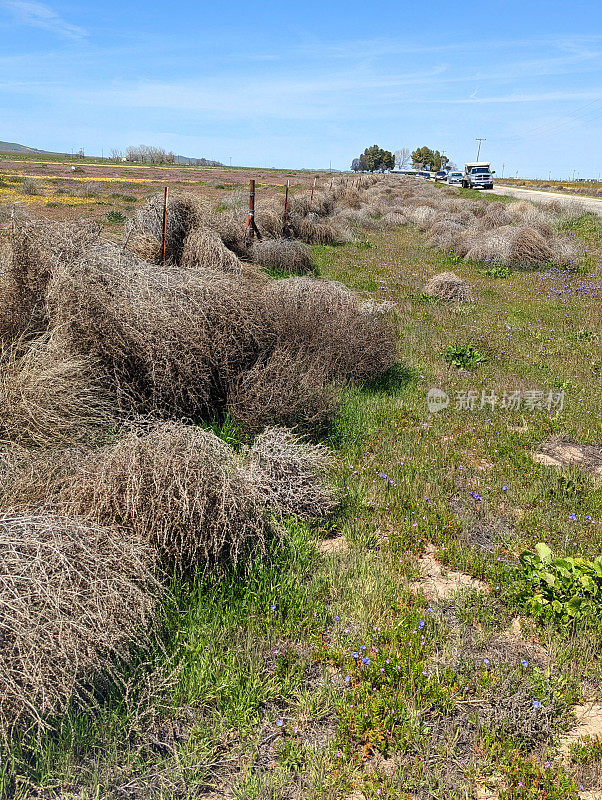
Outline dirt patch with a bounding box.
[501,616,551,666]
[414,544,489,601]
[560,700,602,758]
[318,536,348,555]
[476,784,500,800]
[533,438,602,482]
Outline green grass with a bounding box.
[4,206,602,798]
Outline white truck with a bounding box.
[462,162,495,190]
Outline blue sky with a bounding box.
[0,0,601,178]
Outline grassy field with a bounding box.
[2,182,602,800]
[0,155,324,224]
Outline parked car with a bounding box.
[434,170,447,182]
[447,171,463,185]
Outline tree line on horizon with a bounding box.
[351,145,454,173]
[106,145,223,166]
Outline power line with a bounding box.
[495,96,602,143]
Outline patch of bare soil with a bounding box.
[533,438,602,482]
[414,544,489,601]
[318,536,348,555]
[475,783,501,800]
[501,616,551,666]
[560,700,602,758]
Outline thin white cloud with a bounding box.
[1,0,86,38]
[83,66,448,119]
[448,90,602,104]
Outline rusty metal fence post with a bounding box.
[162,186,169,265]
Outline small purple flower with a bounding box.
[483,658,490,666]
[533,700,542,709]
[569,512,577,521]
[521,659,528,667]
[352,651,359,659]
[502,486,508,492]
[418,620,425,629]
[360,645,366,651]
[276,719,284,727]
[362,656,370,665]
[334,615,340,621]
[270,604,276,610]
[344,675,351,683]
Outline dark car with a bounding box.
[434,170,447,182]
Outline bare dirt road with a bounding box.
[482,184,602,215]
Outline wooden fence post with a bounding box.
[245,179,261,240]
[283,179,290,232]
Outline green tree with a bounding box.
[357,145,395,173]
[411,146,449,171]
[380,150,395,172]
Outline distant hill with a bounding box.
[172,154,224,166]
[0,141,223,165]
[0,141,52,154]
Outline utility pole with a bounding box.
[501,163,505,178]
[476,137,486,161]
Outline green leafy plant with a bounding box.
[518,543,602,625]
[444,344,487,370]
[106,210,126,224]
[569,734,602,764]
[572,328,599,342]
[485,264,511,278]
[499,756,578,799]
